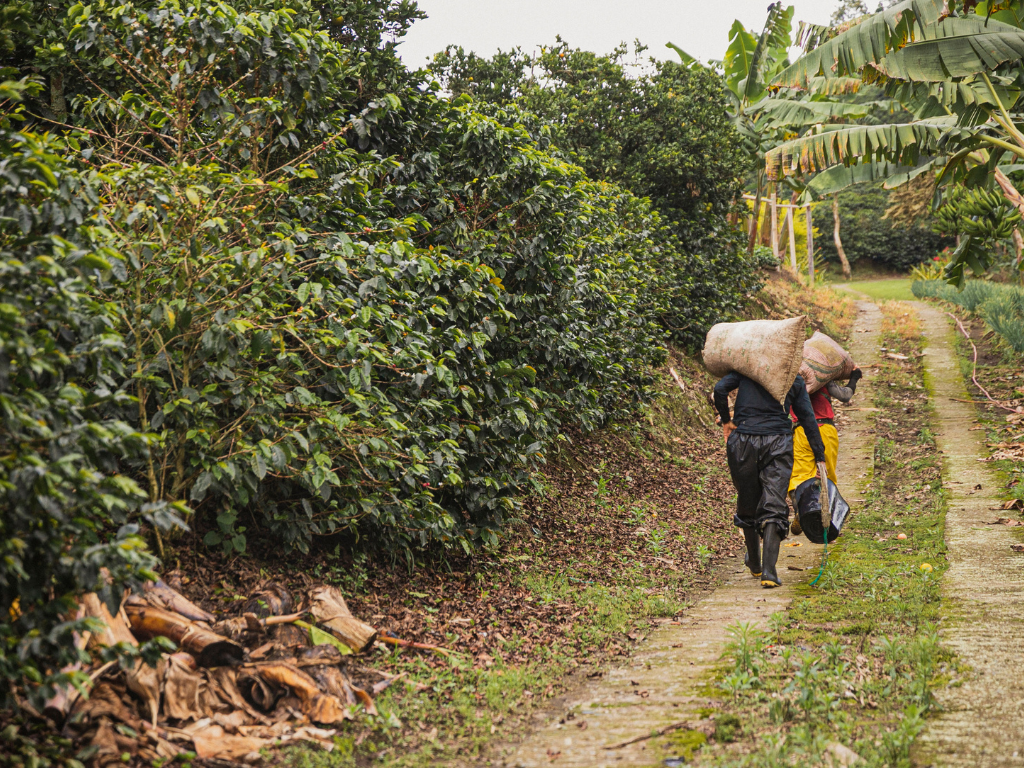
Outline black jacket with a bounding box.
[713,373,826,462]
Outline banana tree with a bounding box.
[670,3,885,256]
[764,0,1024,285]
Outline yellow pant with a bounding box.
[789,423,839,493]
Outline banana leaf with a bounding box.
[803,158,940,199]
[766,118,957,178]
[874,27,1024,82]
[773,0,970,88]
[755,97,885,127]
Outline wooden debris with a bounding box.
[243,583,294,618]
[250,663,352,724]
[603,719,705,749]
[377,631,453,656]
[143,580,216,623]
[26,579,386,765]
[308,586,378,652]
[125,602,244,667]
[81,592,137,649]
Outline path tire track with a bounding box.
[916,303,1024,767]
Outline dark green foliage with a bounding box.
[0,0,671,557]
[812,185,951,272]
[0,80,181,706]
[0,0,776,723]
[0,0,756,714]
[429,41,759,347]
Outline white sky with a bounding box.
[399,0,840,69]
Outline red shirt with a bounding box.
[790,388,834,424]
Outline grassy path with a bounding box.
[915,304,1024,766]
[484,304,881,766]
[836,278,916,302]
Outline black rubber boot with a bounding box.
[742,528,761,577]
[789,492,802,536]
[761,524,783,588]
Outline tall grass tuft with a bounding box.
[951,280,998,311]
[912,278,996,310]
[980,286,1024,352]
[914,279,1024,353]
[911,279,945,300]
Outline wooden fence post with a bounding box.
[770,188,779,264]
[787,206,797,272]
[805,204,815,287]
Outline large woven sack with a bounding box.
[799,331,856,393]
[702,316,807,403]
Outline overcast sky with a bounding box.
[399,0,840,70]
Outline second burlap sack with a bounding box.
[702,316,807,403]
[799,331,856,393]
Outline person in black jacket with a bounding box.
[713,372,827,588]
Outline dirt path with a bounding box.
[915,304,1024,766]
[492,302,882,767]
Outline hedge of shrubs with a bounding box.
[0,0,756,702]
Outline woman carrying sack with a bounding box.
[789,369,862,540]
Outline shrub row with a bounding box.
[912,279,1024,352]
[1,0,755,703]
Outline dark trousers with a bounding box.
[726,431,793,536]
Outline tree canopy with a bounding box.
[430,40,759,343]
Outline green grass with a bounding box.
[842,278,917,302]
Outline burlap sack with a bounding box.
[702,316,807,403]
[799,331,856,393]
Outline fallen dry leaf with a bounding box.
[189,723,268,760]
[254,663,353,724]
[126,657,165,727]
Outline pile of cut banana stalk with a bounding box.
[45,578,402,765]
